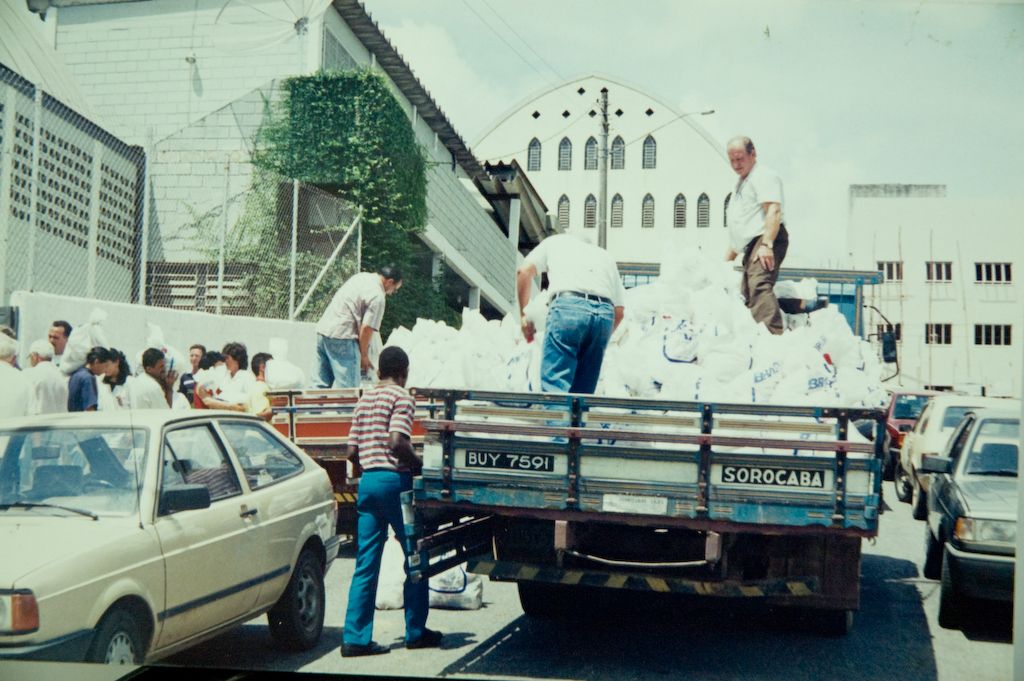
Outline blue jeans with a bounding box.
[541,295,614,394]
[343,470,429,645]
[316,334,359,388]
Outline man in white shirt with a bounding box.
[725,135,818,335]
[48,320,72,368]
[129,348,175,409]
[315,265,403,388]
[516,229,626,394]
[26,339,68,415]
[0,334,30,420]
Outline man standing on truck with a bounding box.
[517,229,626,394]
[315,265,402,388]
[725,136,811,335]
[341,346,443,657]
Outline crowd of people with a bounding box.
[0,321,274,421]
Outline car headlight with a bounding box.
[955,518,1017,546]
[0,591,40,634]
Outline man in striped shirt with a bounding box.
[341,346,443,657]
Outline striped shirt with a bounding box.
[350,383,415,471]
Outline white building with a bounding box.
[849,185,1021,397]
[473,74,736,273]
[34,0,519,316]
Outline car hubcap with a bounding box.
[105,632,135,664]
[296,569,319,629]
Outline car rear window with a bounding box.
[893,395,929,420]
[941,406,973,429]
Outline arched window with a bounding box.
[611,136,625,170]
[642,135,657,169]
[674,194,686,228]
[723,192,731,228]
[527,138,541,172]
[697,193,710,228]
[584,194,597,229]
[558,137,572,171]
[557,194,570,230]
[584,137,598,171]
[641,194,655,229]
[611,194,623,229]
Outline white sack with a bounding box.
[61,308,109,375]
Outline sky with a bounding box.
[361,0,1024,266]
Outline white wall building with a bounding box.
[849,185,1021,397]
[37,0,516,315]
[473,75,736,272]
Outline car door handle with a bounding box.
[240,506,258,518]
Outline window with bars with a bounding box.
[527,138,541,172]
[611,136,625,170]
[723,192,731,228]
[974,324,1012,346]
[674,194,686,228]
[584,194,597,229]
[926,261,953,282]
[925,323,953,345]
[641,194,655,229]
[642,135,656,169]
[876,323,902,342]
[878,261,903,282]
[975,262,1013,283]
[558,137,572,171]
[584,137,597,170]
[557,195,570,230]
[696,193,710,228]
[611,194,623,228]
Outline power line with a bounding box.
[622,109,716,148]
[477,104,597,164]
[459,0,560,87]
[479,0,565,83]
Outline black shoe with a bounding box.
[803,296,830,313]
[406,628,444,649]
[341,641,391,657]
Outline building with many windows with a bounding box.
[849,185,1021,397]
[473,75,736,267]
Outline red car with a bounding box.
[882,390,939,480]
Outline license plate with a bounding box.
[720,465,827,489]
[602,493,669,515]
[464,450,555,473]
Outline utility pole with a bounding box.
[597,87,610,249]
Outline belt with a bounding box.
[552,290,613,305]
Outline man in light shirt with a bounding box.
[48,320,72,368]
[315,265,403,388]
[0,334,30,420]
[26,339,68,415]
[516,229,626,394]
[129,348,176,409]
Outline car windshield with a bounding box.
[964,420,1019,477]
[0,427,148,516]
[941,406,974,429]
[893,395,930,420]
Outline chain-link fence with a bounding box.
[0,63,144,307]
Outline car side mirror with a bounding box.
[881,332,897,364]
[921,455,953,475]
[159,484,211,515]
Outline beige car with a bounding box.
[0,411,338,664]
[896,394,1020,519]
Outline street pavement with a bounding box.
[163,481,1013,680]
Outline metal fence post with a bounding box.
[26,87,43,291]
[217,158,230,315]
[0,86,16,304]
[87,138,103,298]
[290,178,299,318]
[139,128,153,305]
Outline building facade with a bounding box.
[849,185,1021,397]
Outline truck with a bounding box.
[402,388,886,636]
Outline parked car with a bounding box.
[897,394,1019,518]
[881,390,938,480]
[920,408,1018,629]
[0,411,339,664]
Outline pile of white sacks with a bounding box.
[386,252,888,410]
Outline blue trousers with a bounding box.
[316,334,359,388]
[343,470,428,646]
[541,295,614,394]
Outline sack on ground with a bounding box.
[428,564,483,610]
[375,534,406,610]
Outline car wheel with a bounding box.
[268,549,325,650]
[86,608,145,665]
[518,581,575,619]
[894,463,913,503]
[938,550,964,629]
[819,609,855,637]
[923,524,942,579]
[910,472,928,520]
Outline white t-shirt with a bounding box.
[219,370,257,405]
[0,362,31,420]
[26,361,69,415]
[522,233,626,306]
[726,163,785,252]
[129,374,169,410]
[315,272,386,339]
[98,379,131,411]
